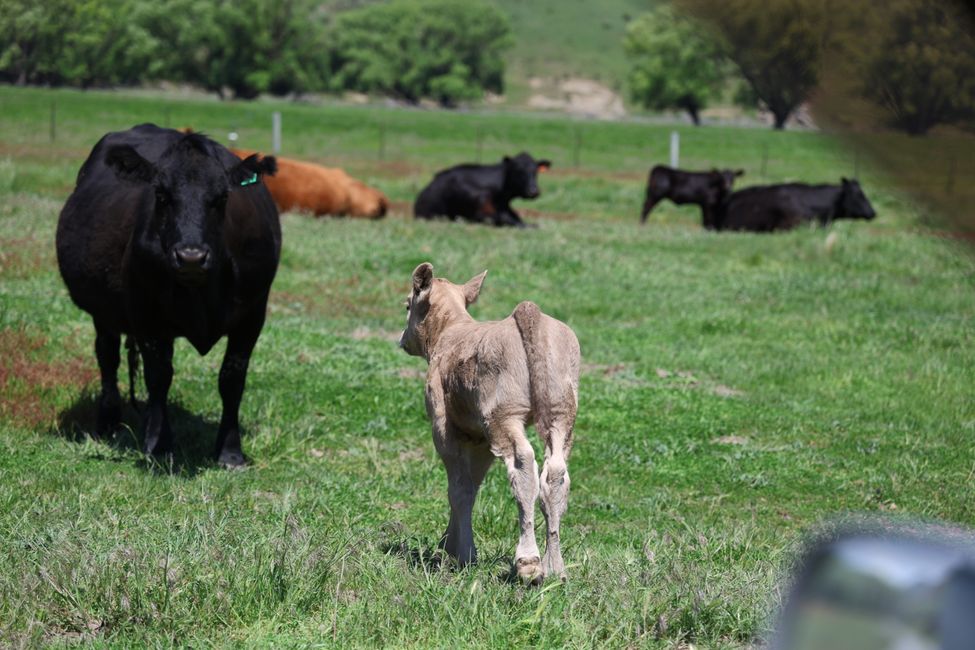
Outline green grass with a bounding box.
[1,86,974,648]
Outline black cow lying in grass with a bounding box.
[56,124,279,466]
[640,165,744,228]
[414,152,552,227]
[715,178,876,232]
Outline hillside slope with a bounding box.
[489,0,651,102]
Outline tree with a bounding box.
[677,0,834,129]
[135,0,330,99]
[59,0,160,88]
[328,0,510,107]
[623,6,726,125]
[862,0,975,135]
[0,0,75,85]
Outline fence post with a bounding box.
[378,121,386,161]
[669,131,679,168]
[271,112,282,154]
[49,100,56,143]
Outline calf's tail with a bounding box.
[513,301,554,435]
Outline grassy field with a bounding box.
[1,86,974,648]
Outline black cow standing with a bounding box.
[715,178,876,232]
[56,124,279,466]
[414,152,552,227]
[640,165,744,228]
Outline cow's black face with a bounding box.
[105,138,274,286]
[707,169,744,201]
[503,153,551,200]
[149,156,230,285]
[840,178,877,220]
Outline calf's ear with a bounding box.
[463,270,487,306]
[735,169,745,177]
[537,160,552,172]
[231,153,277,187]
[105,145,155,184]
[412,262,434,295]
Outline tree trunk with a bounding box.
[772,108,790,130]
[679,96,702,126]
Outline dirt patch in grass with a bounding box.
[387,200,413,217]
[0,328,96,428]
[522,208,581,222]
[0,235,55,279]
[0,142,89,160]
[552,167,646,183]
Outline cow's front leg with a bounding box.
[93,321,121,438]
[640,194,660,224]
[215,312,265,467]
[495,207,527,228]
[139,338,174,457]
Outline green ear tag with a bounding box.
[240,173,258,186]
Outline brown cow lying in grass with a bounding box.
[399,263,580,584]
[230,149,388,219]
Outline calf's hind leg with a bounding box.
[539,417,574,580]
[494,419,542,584]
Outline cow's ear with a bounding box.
[841,176,850,185]
[231,153,277,187]
[537,160,552,172]
[502,156,513,166]
[463,270,487,306]
[412,262,433,295]
[105,145,155,184]
[735,169,745,177]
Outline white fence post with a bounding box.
[272,112,282,154]
[669,131,679,168]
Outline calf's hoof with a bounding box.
[542,554,567,582]
[515,556,543,586]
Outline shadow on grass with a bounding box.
[381,532,520,583]
[50,389,231,478]
[382,538,446,572]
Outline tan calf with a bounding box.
[399,263,580,583]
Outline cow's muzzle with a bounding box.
[173,245,211,283]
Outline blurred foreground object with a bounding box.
[773,529,975,650]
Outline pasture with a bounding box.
[1,87,974,648]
